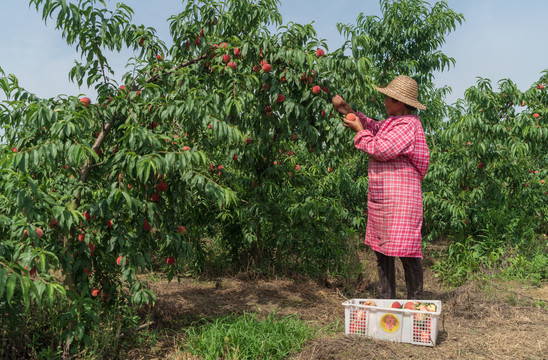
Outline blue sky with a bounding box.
[1,0,546,105]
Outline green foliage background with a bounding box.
[0,0,546,356]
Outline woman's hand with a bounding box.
[343,113,364,132]
[332,95,355,116]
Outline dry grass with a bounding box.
[124,251,547,360]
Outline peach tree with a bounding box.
[0,0,465,351]
[423,74,548,284]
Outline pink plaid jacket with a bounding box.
[354,112,429,258]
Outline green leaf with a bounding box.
[0,267,6,299]
[6,273,18,303]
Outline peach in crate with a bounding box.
[343,298,442,346]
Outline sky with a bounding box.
[0,0,547,106]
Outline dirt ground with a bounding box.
[130,252,548,360]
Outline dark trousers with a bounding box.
[375,251,423,300]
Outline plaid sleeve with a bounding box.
[356,112,382,134]
[353,117,416,162]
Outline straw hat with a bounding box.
[375,75,426,111]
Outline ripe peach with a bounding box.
[332,95,344,108]
[404,301,416,310]
[312,86,321,95]
[80,97,91,106]
[316,48,325,57]
[49,219,59,229]
[156,181,168,192]
[262,63,272,73]
[143,220,152,231]
[345,113,356,122]
[391,301,402,309]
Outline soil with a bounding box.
[126,250,548,360]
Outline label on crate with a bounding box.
[379,313,400,333]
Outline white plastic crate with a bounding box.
[342,298,442,346]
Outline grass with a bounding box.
[181,311,316,360]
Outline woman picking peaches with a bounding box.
[333,75,429,300]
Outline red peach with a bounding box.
[345,113,356,121]
[80,97,91,106]
[49,219,59,229]
[391,301,402,309]
[404,301,416,310]
[143,220,152,231]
